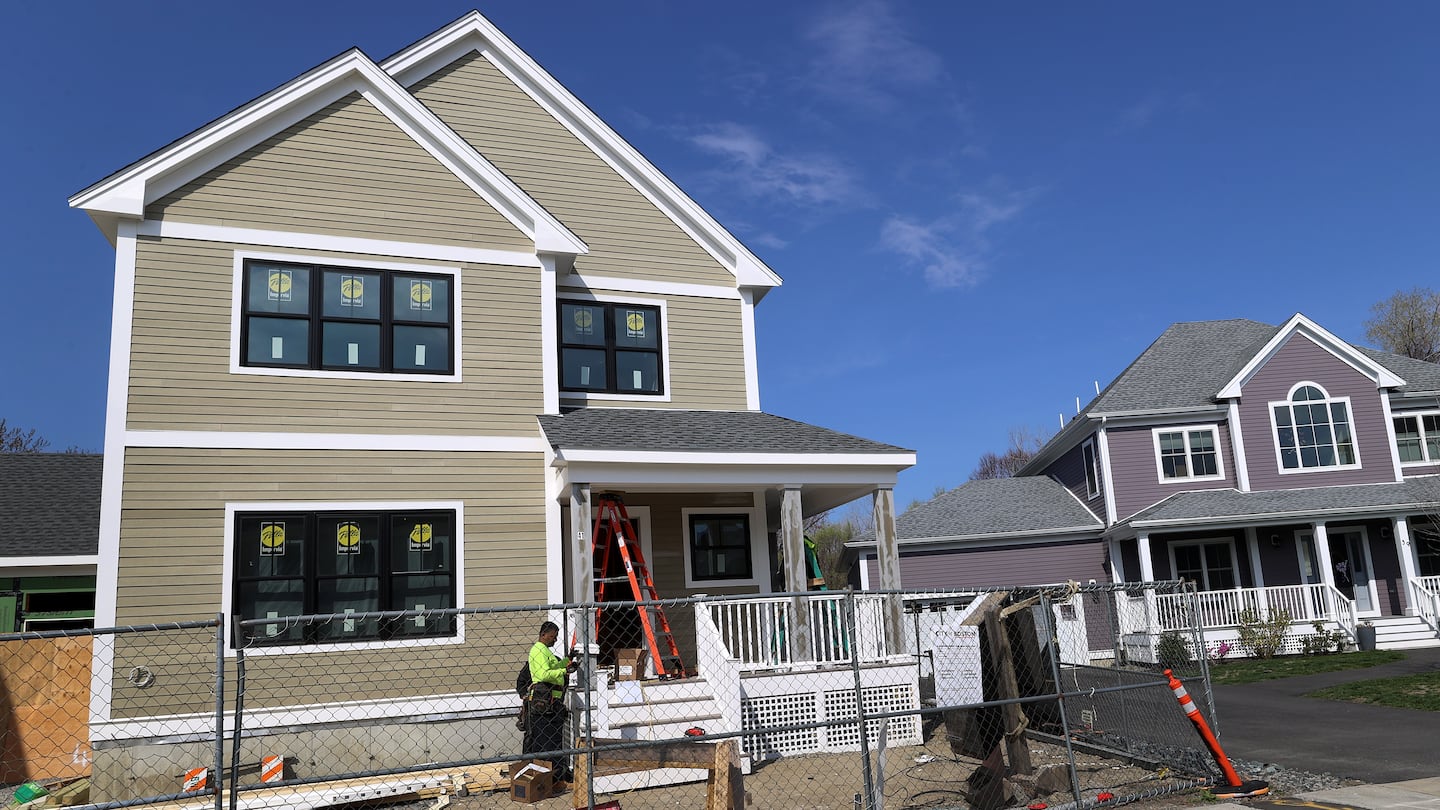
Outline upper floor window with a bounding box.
[241,260,453,374]
[1393,414,1440,464]
[1153,426,1224,482]
[234,509,456,646]
[1081,439,1100,499]
[559,300,663,395]
[1270,383,1357,471]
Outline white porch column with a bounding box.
[1245,527,1266,588]
[873,487,908,653]
[1313,522,1336,591]
[569,484,593,605]
[1137,532,1157,630]
[1394,517,1422,615]
[781,485,812,662]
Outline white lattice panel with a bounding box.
[822,685,920,751]
[741,693,819,758]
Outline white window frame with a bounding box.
[1392,411,1440,466]
[1151,425,1226,483]
[556,289,672,404]
[1167,537,1240,592]
[1081,439,1100,499]
[221,499,466,656]
[1267,382,1361,474]
[229,250,463,382]
[680,505,769,589]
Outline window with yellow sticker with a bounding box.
[558,300,662,394]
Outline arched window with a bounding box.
[1271,383,1357,470]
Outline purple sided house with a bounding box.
[855,314,1440,660]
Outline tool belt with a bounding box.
[526,682,565,715]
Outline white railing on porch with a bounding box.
[1120,583,1356,635]
[1410,575,1440,631]
[707,594,893,671]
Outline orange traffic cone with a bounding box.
[1164,669,1269,799]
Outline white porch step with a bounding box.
[1368,615,1440,650]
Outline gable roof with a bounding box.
[1215,313,1404,398]
[1125,476,1440,529]
[885,477,1103,545]
[380,11,781,292]
[70,47,587,256]
[0,454,103,558]
[538,409,911,457]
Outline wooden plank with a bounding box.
[983,600,1032,775]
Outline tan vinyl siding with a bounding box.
[557,289,749,410]
[147,93,530,252]
[410,53,735,286]
[126,236,544,434]
[110,448,544,716]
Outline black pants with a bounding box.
[523,704,570,781]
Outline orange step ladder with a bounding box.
[587,493,687,678]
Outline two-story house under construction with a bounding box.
[857,315,1440,660]
[69,11,916,798]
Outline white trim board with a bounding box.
[1216,313,1404,399]
[123,430,547,453]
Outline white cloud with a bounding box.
[801,0,944,110]
[1113,91,1202,134]
[688,122,859,207]
[880,189,1034,288]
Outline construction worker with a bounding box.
[523,621,576,784]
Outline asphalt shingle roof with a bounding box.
[0,454,103,557]
[1127,477,1440,526]
[894,476,1103,542]
[537,409,911,455]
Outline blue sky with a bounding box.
[5,1,1440,509]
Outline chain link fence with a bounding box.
[1,583,1234,809]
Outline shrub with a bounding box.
[1236,608,1291,659]
[1157,631,1193,668]
[1301,620,1347,655]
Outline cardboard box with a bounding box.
[509,759,553,803]
[614,647,648,681]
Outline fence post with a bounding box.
[845,590,877,809]
[1185,583,1219,736]
[229,616,246,810]
[1039,592,1084,806]
[213,614,225,810]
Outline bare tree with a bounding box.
[969,426,1049,481]
[0,419,50,453]
[1365,287,1440,362]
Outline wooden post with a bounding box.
[781,485,812,662]
[984,601,1033,775]
[707,739,743,810]
[571,753,592,808]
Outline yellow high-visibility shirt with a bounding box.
[529,640,567,696]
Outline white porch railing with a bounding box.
[1411,575,1440,631]
[1122,583,1356,635]
[707,594,894,671]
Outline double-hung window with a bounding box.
[1271,383,1357,470]
[1153,427,1223,481]
[559,300,663,395]
[1393,413,1440,464]
[242,260,453,374]
[1170,540,1237,591]
[234,509,456,646]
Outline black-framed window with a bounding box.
[242,260,453,374]
[234,509,456,645]
[688,514,752,581]
[1171,541,1237,591]
[559,300,662,394]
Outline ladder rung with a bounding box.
[596,576,632,584]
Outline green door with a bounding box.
[0,594,17,634]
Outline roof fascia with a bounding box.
[846,526,1103,550]
[1216,313,1405,398]
[552,449,916,468]
[70,49,587,256]
[381,12,781,290]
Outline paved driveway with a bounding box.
[1212,647,1440,783]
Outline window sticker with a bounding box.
[409,523,433,552]
[409,280,433,312]
[260,522,286,557]
[626,310,647,338]
[336,521,361,555]
[573,308,594,336]
[340,275,364,308]
[267,269,293,303]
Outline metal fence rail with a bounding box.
[0,583,1230,809]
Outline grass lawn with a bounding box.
[1308,671,1440,711]
[1208,650,1403,685]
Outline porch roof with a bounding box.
[1124,476,1440,530]
[0,453,102,558]
[850,476,1104,548]
[538,408,912,456]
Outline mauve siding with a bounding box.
[1108,422,1236,520]
[1237,334,1397,490]
[1044,441,1104,519]
[867,539,1112,652]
